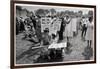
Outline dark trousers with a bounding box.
[59,31,63,40]
[81,27,87,38]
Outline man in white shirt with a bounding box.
[81,17,88,40]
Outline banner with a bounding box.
[41,17,51,33]
[50,18,62,35]
[41,17,62,35]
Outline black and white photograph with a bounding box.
[11,1,96,67]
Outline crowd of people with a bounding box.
[16,10,94,60]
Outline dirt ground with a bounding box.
[16,30,94,64]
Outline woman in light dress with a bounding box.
[63,15,73,47]
[85,16,93,47]
[64,15,73,38]
[71,15,78,37]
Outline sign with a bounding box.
[48,42,67,49]
[41,17,62,35]
[50,18,62,35]
[41,17,51,32]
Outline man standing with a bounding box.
[58,18,65,41]
[81,16,88,40]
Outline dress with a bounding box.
[63,18,73,37]
[85,22,93,40]
[72,18,77,32]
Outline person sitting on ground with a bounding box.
[41,28,51,46]
[19,17,25,32]
[50,32,59,44]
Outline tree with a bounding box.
[26,11,34,17]
[35,9,46,16]
[45,9,50,14]
[65,10,69,14]
[16,6,22,11]
[78,10,83,16]
[56,12,60,17]
[60,11,65,17]
[50,8,56,15]
[88,10,93,16]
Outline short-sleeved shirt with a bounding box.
[42,33,51,45]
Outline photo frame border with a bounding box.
[10,0,96,69]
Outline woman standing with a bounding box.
[71,15,78,37]
[63,15,73,46]
[85,16,93,47]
